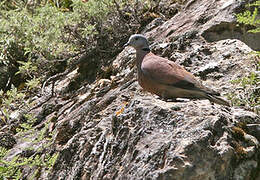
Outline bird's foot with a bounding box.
[167,98,190,102]
[158,96,189,102]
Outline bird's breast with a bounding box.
[137,69,165,96]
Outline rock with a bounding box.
[233,109,260,124]
[246,124,260,140]
[0,132,16,149]
[9,110,21,120]
[146,0,260,51]
[0,65,9,91]
[38,0,260,179]
[142,18,165,33]
[196,62,220,78]
[2,0,260,179]
[233,160,258,180]
[45,91,260,180]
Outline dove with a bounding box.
[124,34,230,106]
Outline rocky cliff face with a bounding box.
[2,0,260,179]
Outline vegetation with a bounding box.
[0,0,175,178]
[0,0,258,178]
[0,0,164,123]
[229,1,260,113]
[236,1,260,34]
[0,149,58,179]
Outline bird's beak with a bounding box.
[123,42,129,48]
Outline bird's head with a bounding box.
[124,34,150,51]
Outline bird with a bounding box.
[123,34,230,106]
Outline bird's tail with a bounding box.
[206,94,230,106]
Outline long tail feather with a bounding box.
[206,94,230,106]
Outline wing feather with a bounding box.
[141,54,219,95]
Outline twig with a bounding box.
[0,108,8,124]
[30,80,55,111]
[4,77,11,91]
[41,52,87,95]
[112,0,127,23]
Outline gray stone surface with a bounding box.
[2,0,260,179]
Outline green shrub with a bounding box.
[1,1,179,178]
[0,0,176,90]
[230,1,260,113]
[236,1,260,33]
[0,0,174,125]
[0,151,58,179]
[229,66,260,109]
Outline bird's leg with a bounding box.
[159,92,184,102]
[166,98,186,102]
[157,96,176,102]
[159,92,170,101]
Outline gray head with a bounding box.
[124,34,150,51]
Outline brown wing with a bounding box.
[141,53,219,95]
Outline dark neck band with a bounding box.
[142,48,150,52]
